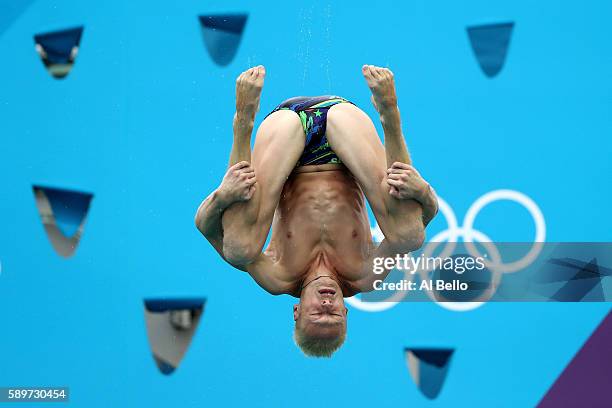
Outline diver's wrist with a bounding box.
[212,188,232,210]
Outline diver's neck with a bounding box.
[299,262,343,295]
[303,255,339,284]
[303,268,335,285]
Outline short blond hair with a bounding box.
[294,325,346,358]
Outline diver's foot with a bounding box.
[235,65,266,119]
[362,65,398,115]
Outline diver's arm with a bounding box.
[195,189,232,257]
[244,252,291,295]
[195,162,256,270]
[387,163,438,226]
[414,184,438,226]
[194,178,290,296]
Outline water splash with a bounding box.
[323,3,332,94]
[296,6,314,88]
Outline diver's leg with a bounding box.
[222,86,304,265]
[361,64,412,166]
[228,66,264,166]
[325,66,425,247]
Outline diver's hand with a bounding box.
[217,161,257,206]
[386,162,430,200]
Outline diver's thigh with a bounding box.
[326,103,387,210]
[252,109,305,202]
[222,109,304,255]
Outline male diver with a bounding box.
[195,65,438,357]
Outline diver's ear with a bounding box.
[345,307,348,315]
[293,304,299,321]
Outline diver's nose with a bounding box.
[321,298,333,307]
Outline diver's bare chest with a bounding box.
[276,220,369,277]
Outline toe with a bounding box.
[373,66,383,79]
[368,65,378,78]
[368,66,377,80]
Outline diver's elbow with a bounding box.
[223,240,259,266]
[194,207,204,233]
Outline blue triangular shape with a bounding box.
[145,298,206,313]
[34,26,83,64]
[405,348,455,400]
[34,26,83,78]
[33,186,93,238]
[0,0,36,36]
[144,298,206,375]
[409,348,454,368]
[467,22,514,78]
[198,14,248,66]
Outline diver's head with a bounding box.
[293,275,348,358]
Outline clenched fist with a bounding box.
[217,161,257,206]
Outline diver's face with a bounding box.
[294,277,347,336]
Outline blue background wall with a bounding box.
[0,0,610,406]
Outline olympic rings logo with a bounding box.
[347,189,546,313]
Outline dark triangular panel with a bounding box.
[32,185,93,258]
[145,298,206,313]
[0,0,37,36]
[549,258,612,278]
[198,14,247,66]
[538,311,612,407]
[537,258,610,284]
[551,277,603,302]
[581,280,605,302]
[144,298,206,375]
[467,22,514,78]
[405,347,454,400]
[34,26,84,79]
[550,259,604,301]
